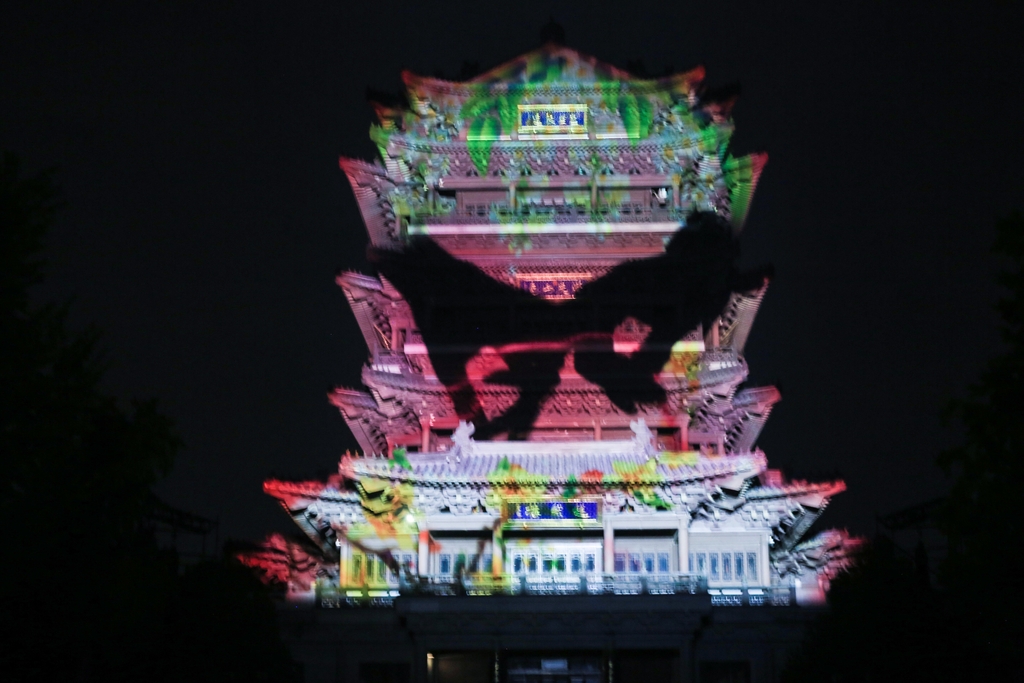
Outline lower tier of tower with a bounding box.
[277,592,818,683]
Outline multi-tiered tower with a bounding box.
[246,43,858,683]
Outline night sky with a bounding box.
[3,2,1022,545]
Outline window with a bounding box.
[571,555,582,573]
[697,553,707,576]
[688,553,694,573]
[658,553,670,573]
[747,553,758,583]
[710,553,720,580]
[614,553,626,573]
[513,555,523,573]
[483,554,492,573]
[734,553,744,580]
[722,553,732,581]
[439,554,451,575]
[585,554,597,572]
[528,555,538,573]
[629,553,642,573]
[644,553,655,574]
[454,553,467,575]
[555,555,566,572]
[543,555,554,573]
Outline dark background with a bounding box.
[2,1,1021,545]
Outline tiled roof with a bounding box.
[343,448,766,486]
[746,480,846,505]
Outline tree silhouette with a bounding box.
[0,153,295,682]
[783,213,1024,682]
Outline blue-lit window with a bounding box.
[722,553,732,580]
[439,554,451,575]
[644,553,655,573]
[528,555,538,573]
[614,553,626,572]
[483,554,493,573]
[734,553,744,579]
[710,553,720,580]
[629,553,642,573]
[543,556,554,573]
[571,555,582,573]
[747,553,758,583]
[585,554,597,572]
[697,553,707,576]
[513,555,523,573]
[658,553,670,573]
[688,553,694,573]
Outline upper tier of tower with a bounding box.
[342,44,766,259]
[336,45,775,451]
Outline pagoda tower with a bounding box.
[244,42,859,683]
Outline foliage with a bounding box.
[0,153,295,682]
[781,538,964,683]
[935,210,1024,675]
[783,212,1024,681]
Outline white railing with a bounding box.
[319,574,793,608]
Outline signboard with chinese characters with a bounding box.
[515,273,592,300]
[518,104,588,136]
[504,498,602,526]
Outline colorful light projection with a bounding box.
[369,211,772,440]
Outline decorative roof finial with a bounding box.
[630,418,656,457]
[451,420,476,459]
[540,16,565,46]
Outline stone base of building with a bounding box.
[279,595,819,683]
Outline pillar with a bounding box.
[677,516,689,574]
[420,417,431,453]
[418,524,430,577]
[603,517,615,573]
[678,641,693,683]
[492,520,504,576]
[759,534,770,587]
[339,540,351,587]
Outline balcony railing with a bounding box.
[412,204,689,227]
[316,574,793,609]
